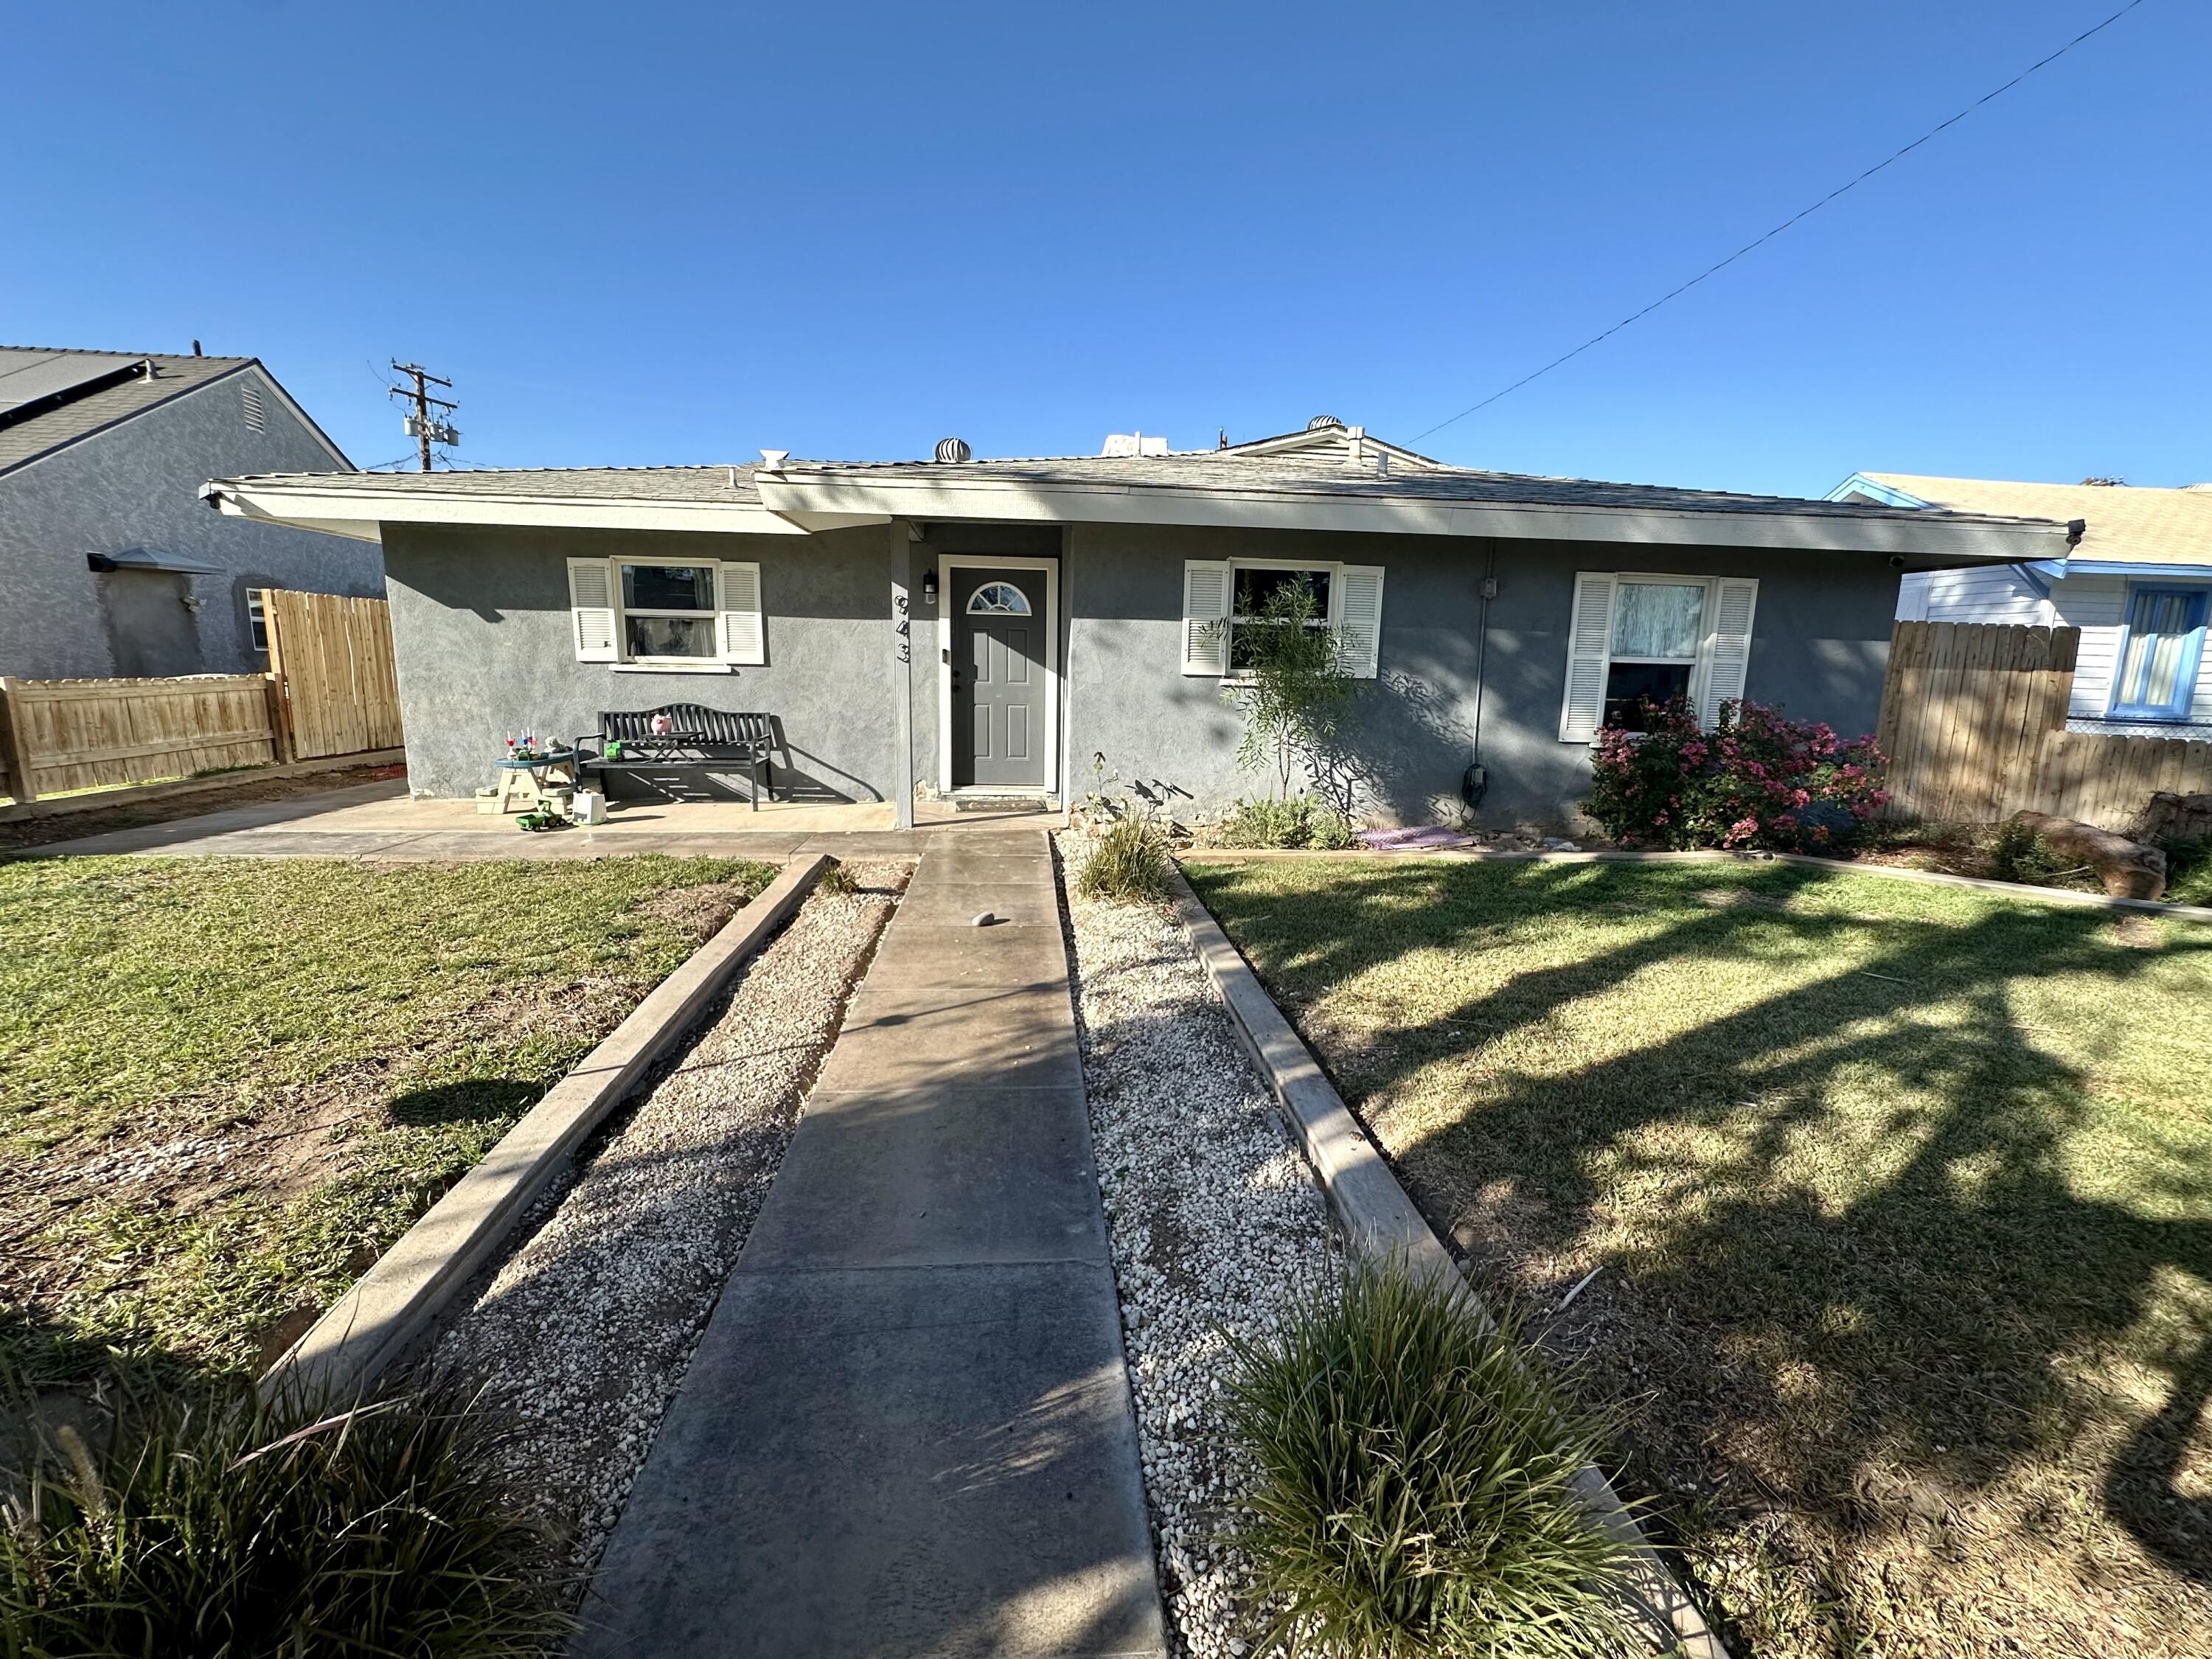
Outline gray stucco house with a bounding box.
[207,419,2067,827]
[0,347,382,679]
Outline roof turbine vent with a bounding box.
[1307,414,1343,431]
[934,436,973,463]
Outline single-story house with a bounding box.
[1829,471,2212,739]
[206,420,2067,828]
[0,346,382,678]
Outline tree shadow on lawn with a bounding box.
[1191,858,2212,1626]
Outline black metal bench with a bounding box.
[574,706,776,810]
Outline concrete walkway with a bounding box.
[14,782,1052,862]
[571,831,1167,1659]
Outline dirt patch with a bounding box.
[636,880,754,941]
[0,763,405,852]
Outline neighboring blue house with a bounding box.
[0,347,380,679]
[1829,471,2212,739]
[207,421,2068,828]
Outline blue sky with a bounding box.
[7,1,2203,495]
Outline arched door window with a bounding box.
[966,581,1032,616]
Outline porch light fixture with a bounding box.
[922,571,939,606]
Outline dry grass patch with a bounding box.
[0,852,775,1386]
[1186,855,2212,1659]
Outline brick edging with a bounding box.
[1168,869,1732,1659]
[1177,844,2212,924]
[262,855,830,1402]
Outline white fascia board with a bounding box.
[757,473,2070,562]
[209,483,812,536]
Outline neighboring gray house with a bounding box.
[1829,471,2212,739]
[0,347,381,679]
[208,420,2067,827]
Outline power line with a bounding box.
[1412,0,2152,443]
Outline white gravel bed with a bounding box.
[1057,834,1338,1659]
[432,863,904,1577]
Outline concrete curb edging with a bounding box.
[1178,844,2212,924]
[262,854,830,1402]
[1167,869,1731,1659]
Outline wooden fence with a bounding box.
[0,590,403,807]
[1877,621,2212,830]
[0,675,276,801]
[263,589,403,761]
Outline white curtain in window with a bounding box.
[1612,581,1705,658]
[2118,591,2194,709]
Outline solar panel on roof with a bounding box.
[0,349,152,423]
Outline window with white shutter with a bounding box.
[1333,565,1385,679]
[717,560,765,664]
[1696,577,1759,728]
[1181,560,1232,675]
[1559,573,1759,740]
[1183,558,1386,678]
[566,557,619,662]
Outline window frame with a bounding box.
[615,560,720,665]
[245,586,269,656]
[1604,574,1717,730]
[1220,557,1342,683]
[2107,582,2208,723]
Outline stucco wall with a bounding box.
[1065,523,1902,829]
[380,522,899,800]
[0,368,383,678]
[381,513,1902,824]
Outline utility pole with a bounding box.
[388,362,459,471]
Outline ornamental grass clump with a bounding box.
[1076,815,1174,903]
[1208,796,1358,851]
[1,1376,575,1658]
[1224,1258,1635,1659]
[1586,696,1887,852]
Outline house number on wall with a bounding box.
[893,593,911,664]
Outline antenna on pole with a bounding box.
[388,361,459,471]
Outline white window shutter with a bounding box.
[1334,564,1385,678]
[1558,572,1616,742]
[718,560,765,664]
[567,557,618,662]
[1697,577,1759,728]
[1181,560,1232,675]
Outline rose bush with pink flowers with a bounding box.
[1585,698,1888,852]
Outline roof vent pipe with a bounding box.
[935,437,972,463]
[759,449,789,469]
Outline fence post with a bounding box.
[0,678,39,804]
[263,673,294,765]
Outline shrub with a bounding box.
[1208,795,1357,851]
[1585,698,1888,852]
[1986,818,2077,888]
[1224,1257,1634,1659]
[1220,577,1362,800]
[815,859,860,897]
[2160,836,2212,907]
[1075,815,1172,903]
[1,1377,574,1657]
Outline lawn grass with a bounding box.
[1185,855,2212,1659]
[0,854,775,1384]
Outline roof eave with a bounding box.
[756,472,2067,561]
[205,479,822,538]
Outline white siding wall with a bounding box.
[1908,563,2045,624]
[2053,574,2128,719]
[2053,572,2212,730]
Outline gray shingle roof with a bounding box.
[0,348,256,476]
[779,450,2060,530]
[220,463,768,505]
[218,448,2066,536]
